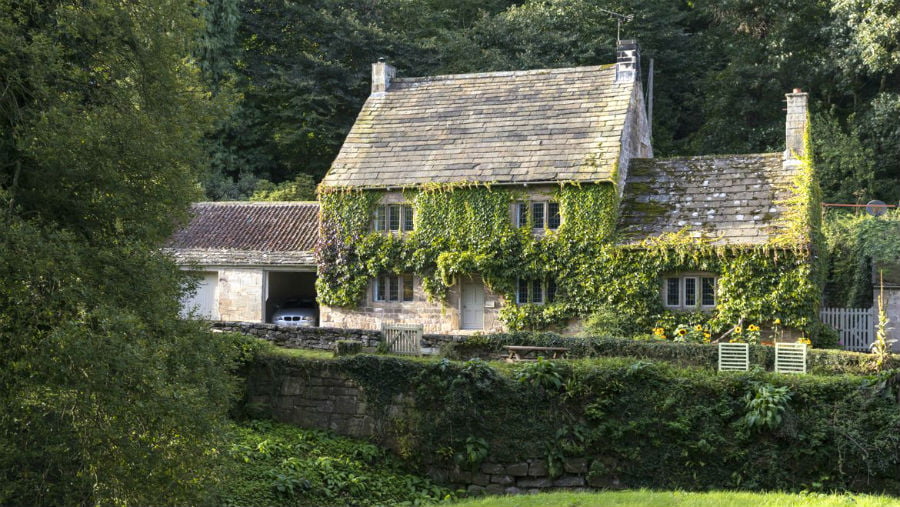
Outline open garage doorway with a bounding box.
[265,270,318,324]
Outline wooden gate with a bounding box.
[819,307,874,352]
[382,324,423,355]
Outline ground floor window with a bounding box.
[516,278,557,304]
[663,274,716,310]
[373,274,415,302]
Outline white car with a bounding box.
[271,300,318,327]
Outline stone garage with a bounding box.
[166,201,319,323]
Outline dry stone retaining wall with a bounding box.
[244,361,600,495]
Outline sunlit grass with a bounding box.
[438,489,900,507]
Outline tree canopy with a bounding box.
[200,0,900,205]
[0,1,238,504]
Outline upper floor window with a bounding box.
[516,278,557,305]
[373,274,415,302]
[663,275,716,310]
[374,204,414,232]
[515,201,560,230]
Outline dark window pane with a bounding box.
[388,275,399,301]
[517,203,528,227]
[532,281,543,303]
[666,278,679,306]
[402,205,414,231]
[546,279,557,303]
[532,202,545,228]
[684,277,697,306]
[702,277,716,306]
[374,206,386,231]
[517,279,529,304]
[547,202,560,229]
[403,275,414,301]
[388,205,401,231]
[375,276,386,301]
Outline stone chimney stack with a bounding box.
[371,58,396,95]
[784,89,809,162]
[615,40,640,84]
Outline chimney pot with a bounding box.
[371,59,396,95]
[615,40,640,84]
[784,89,809,161]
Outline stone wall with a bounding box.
[211,321,468,352]
[320,274,504,334]
[217,268,265,322]
[244,362,601,495]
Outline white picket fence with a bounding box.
[382,324,423,355]
[819,307,875,352]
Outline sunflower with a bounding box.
[677,328,688,336]
[733,326,742,334]
[747,324,760,332]
[694,325,703,332]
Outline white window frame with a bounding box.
[373,204,414,233]
[515,278,557,305]
[663,274,717,310]
[373,274,415,302]
[514,201,561,231]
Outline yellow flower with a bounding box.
[748,324,760,332]
[652,327,665,336]
[729,337,742,343]
[694,325,703,332]
[774,318,782,325]
[703,332,711,339]
[733,326,742,334]
[677,328,687,336]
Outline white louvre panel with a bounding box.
[718,343,749,372]
[775,343,807,374]
[382,324,423,356]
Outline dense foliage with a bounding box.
[200,0,900,206]
[217,419,452,506]
[823,209,900,308]
[437,333,893,376]
[0,1,239,504]
[317,158,828,341]
[251,353,900,495]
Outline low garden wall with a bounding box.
[242,352,900,496]
[217,322,895,376]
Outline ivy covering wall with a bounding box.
[316,143,826,341]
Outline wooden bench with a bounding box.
[504,345,569,362]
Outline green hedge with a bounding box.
[247,353,900,495]
[439,332,895,375]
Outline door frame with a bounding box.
[459,276,485,330]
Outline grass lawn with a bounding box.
[439,490,900,507]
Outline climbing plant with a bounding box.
[317,150,826,342]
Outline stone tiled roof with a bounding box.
[322,65,634,188]
[166,202,319,266]
[618,153,795,245]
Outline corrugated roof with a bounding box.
[618,153,795,245]
[321,65,634,188]
[167,202,319,253]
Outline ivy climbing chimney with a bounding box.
[784,89,808,162]
[371,58,396,95]
[615,40,640,84]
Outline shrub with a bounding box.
[334,340,363,357]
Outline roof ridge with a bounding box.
[192,201,320,207]
[391,64,615,84]
[632,152,781,163]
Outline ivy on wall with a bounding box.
[317,144,826,341]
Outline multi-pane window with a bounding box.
[374,204,414,232]
[373,274,415,302]
[516,279,557,305]
[515,201,560,230]
[663,275,716,309]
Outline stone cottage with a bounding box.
[166,201,319,322]
[316,41,821,335]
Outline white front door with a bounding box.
[460,280,484,330]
